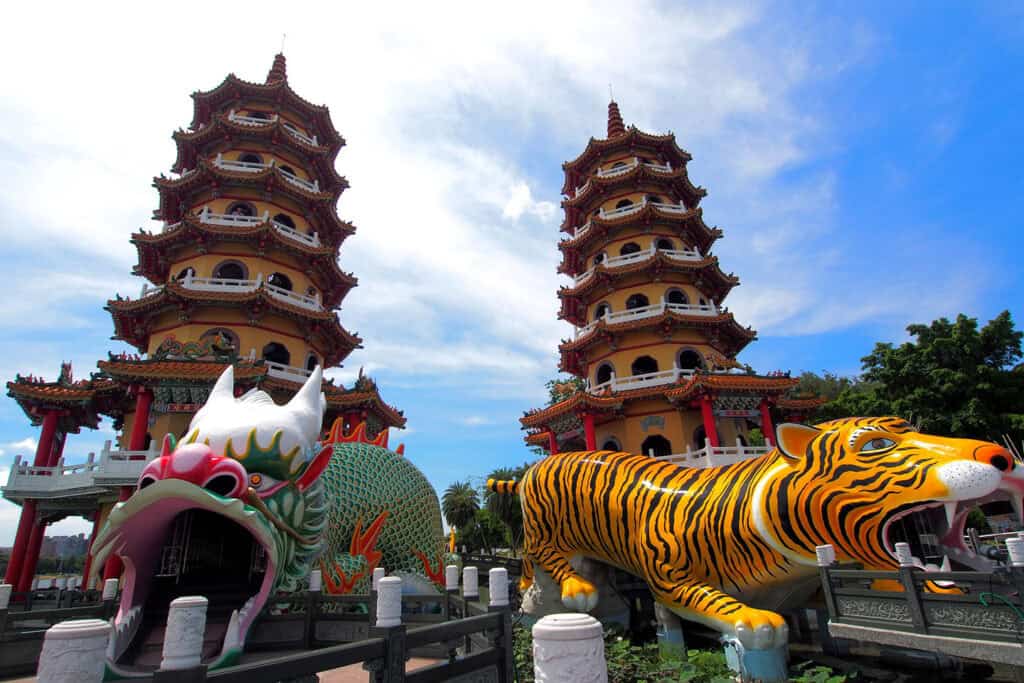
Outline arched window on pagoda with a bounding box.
[262,342,291,366]
[677,349,705,371]
[625,293,649,310]
[245,111,272,120]
[699,296,709,307]
[201,327,239,353]
[213,260,248,280]
[615,198,634,209]
[238,153,263,165]
[306,286,318,299]
[655,238,674,251]
[273,213,296,229]
[305,353,319,372]
[641,435,672,458]
[279,164,298,177]
[593,302,611,320]
[595,363,614,386]
[593,252,606,267]
[619,242,642,256]
[693,426,708,450]
[611,161,628,169]
[267,272,293,291]
[175,266,196,282]
[666,288,688,306]
[602,437,621,452]
[646,194,664,204]
[631,356,658,376]
[227,202,256,217]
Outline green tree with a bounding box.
[457,509,510,554]
[545,377,585,405]
[441,481,480,531]
[484,463,533,554]
[828,311,1024,440]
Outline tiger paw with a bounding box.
[519,576,534,592]
[560,575,598,612]
[732,607,788,650]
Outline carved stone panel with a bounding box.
[836,596,911,623]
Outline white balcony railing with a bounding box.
[228,109,278,126]
[572,245,703,286]
[569,197,690,236]
[139,283,164,299]
[162,208,321,248]
[279,168,320,192]
[177,273,324,311]
[272,220,321,247]
[588,367,696,394]
[2,441,161,498]
[265,361,313,382]
[575,300,719,338]
[213,153,268,173]
[283,123,318,147]
[660,440,771,469]
[596,157,673,179]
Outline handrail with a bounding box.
[264,361,314,381]
[279,168,319,192]
[576,300,719,338]
[588,367,696,394]
[227,110,278,126]
[282,122,318,146]
[572,245,702,285]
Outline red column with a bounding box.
[33,410,59,466]
[81,512,103,590]
[582,413,596,450]
[4,499,36,586]
[48,430,66,467]
[547,430,559,455]
[700,395,720,448]
[759,399,776,446]
[128,387,154,450]
[17,518,47,593]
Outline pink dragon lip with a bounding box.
[91,479,278,668]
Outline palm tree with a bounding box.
[484,466,526,553]
[442,481,480,531]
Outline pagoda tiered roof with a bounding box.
[557,254,738,308]
[559,203,721,249]
[7,365,127,431]
[520,372,798,431]
[131,219,356,308]
[561,164,704,212]
[171,112,346,195]
[188,54,345,155]
[106,285,361,366]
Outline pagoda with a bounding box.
[521,102,821,459]
[3,55,404,592]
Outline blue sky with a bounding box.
[0,1,1021,543]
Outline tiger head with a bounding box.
[754,416,1021,572]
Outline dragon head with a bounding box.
[91,366,331,668]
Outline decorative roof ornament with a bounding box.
[607,100,626,138]
[266,53,287,84]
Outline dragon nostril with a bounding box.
[991,455,1011,472]
[205,474,238,497]
[138,476,157,490]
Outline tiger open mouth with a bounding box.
[91,479,278,671]
[881,486,1023,573]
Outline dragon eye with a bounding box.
[861,437,895,452]
[248,472,280,493]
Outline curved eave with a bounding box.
[520,390,624,429]
[559,206,722,255]
[561,127,696,193]
[6,379,122,429]
[321,386,407,429]
[97,358,268,383]
[561,165,705,212]
[557,312,756,373]
[130,221,357,307]
[556,256,738,306]
[664,374,800,403]
[171,114,346,193]
[189,74,344,152]
[776,396,828,411]
[153,160,339,223]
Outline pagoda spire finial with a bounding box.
[607,99,626,138]
[266,52,287,84]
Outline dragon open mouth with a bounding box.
[881,487,1023,574]
[91,479,278,671]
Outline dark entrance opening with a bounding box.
[641,435,672,458]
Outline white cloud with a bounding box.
[7,438,37,453]
[459,416,494,427]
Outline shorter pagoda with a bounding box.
[521,102,822,461]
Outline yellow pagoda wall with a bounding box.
[188,190,316,230]
[589,230,695,260]
[587,281,712,319]
[594,408,752,456]
[166,251,319,296]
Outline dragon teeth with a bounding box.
[1012,495,1024,524]
[945,502,958,528]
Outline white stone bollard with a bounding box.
[37,618,112,683]
[101,578,119,601]
[308,569,322,593]
[815,544,836,567]
[0,584,11,609]
[894,542,914,567]
[445,564,460,591]
[1007,538,1024,567]
[68,577,78,591]
[532,613,607,683]
[375,576,402,628]
[463,566,479,598]
[372,566,386,592]
[55,577,67,590]
[489,567,509,607]
[159,596,208,670]
[31,578,39,591]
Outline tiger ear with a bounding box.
[775,423,820,460]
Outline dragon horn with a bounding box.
[209,365,236,403]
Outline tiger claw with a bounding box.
[560,576,598,612]
[732,609,788,650]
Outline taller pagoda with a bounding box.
[521,102,820,458]
[3,55,404,592]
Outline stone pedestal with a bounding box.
[0,584,11,609]
[101,578,118,600]
[376,576,402,628]
[445,564,460,591]
[489,568,509,607]
[463,566,479,598]
[160,596,208,670]
[722,635,789,682]
[521,557,629,627]
[532,613,607,683]
[372,566,386,592]
[37,618,112,683]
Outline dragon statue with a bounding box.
[490,416,1024,652]
[91,366,445,672]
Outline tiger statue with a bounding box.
[489,417,1023,650]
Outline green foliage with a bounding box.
[484,463,533,552]
[966,506,993,534]
[441,480,479,530]
[546,376,586,406]
[456,509,509,554]
[793,371,860,403]
[790,660,848,683]
[747,428,766,447]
